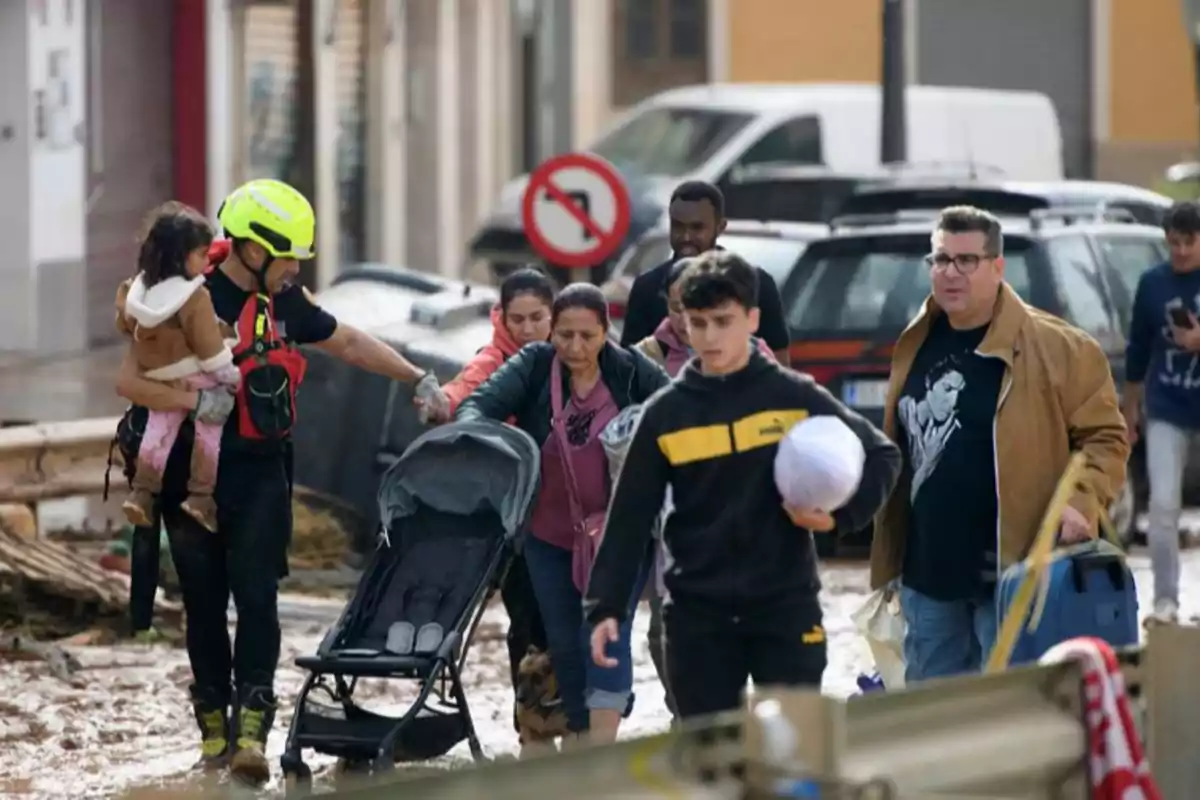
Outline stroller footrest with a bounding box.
[298,630,463,676]
[294,698,469,762]
[295,652,438,677]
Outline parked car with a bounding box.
[471,83,1064,281]
[837,178,1172,227]
[779,206,1190,549]
[294,265,498,552]
[722,162,1007,225]
[600,219,829,340]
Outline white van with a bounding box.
[469,82,1064,271]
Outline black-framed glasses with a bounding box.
[924,252,995,275]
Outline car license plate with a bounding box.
[842,378,889,409]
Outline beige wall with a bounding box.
[1109,0,1194,144]
[727,0,881,83]
[1099,0,1197,183]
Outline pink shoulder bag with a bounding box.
[550,357,607,592]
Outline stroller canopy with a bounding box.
[377,420,541,540]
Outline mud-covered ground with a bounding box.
[1,553,1197,799]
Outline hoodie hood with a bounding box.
[678,348,777,394]
[489,305,523,359]
[653,316,690,354]
[653,317,693,377]
[123,273,206,329]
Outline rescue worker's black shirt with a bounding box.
[584,350,901,623]
[618,258,791,352]
[897,314,1004,601]
[160,270,337,500]
[204,269,338,451]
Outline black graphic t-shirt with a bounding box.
[897,314,1005,601]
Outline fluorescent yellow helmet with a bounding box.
[217,178,315,260]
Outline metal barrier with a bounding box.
[130,626,1199,799]
[0,416,121,503]
[0,415,356,524]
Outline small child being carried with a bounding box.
[115,202,240,533]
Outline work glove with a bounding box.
[194,387,236,425]
[414,372,449,424]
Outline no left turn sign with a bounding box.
[521,152,632,269]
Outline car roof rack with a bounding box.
[879,160,1009,181]
[1028,204,1138,231]
[828,209,942,230]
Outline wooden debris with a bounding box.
[0,524,180,639]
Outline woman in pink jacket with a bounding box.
[436,267,555,749]
[442,268,556,414]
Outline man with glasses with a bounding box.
[870,205,1128,681]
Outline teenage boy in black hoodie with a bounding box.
[585,252,902,719]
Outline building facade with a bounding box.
[716,0,1197,184]
[2,0,1196,355]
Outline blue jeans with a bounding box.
[900,585,998,683]
[523,535,648,732]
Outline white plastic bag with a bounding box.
[599,403,644,484]
[773,415,866,512]
[850,588,906,689]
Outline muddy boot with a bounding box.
[230,687,276,787]
[181,494,219,533]
[122,489,157,528]
[192,703,231,772]
[133,627,164,644]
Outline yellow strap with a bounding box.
[985,452,1088,674]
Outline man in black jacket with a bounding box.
[618,181,791,363]
[586,252,901,719]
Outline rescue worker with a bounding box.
[114,179,448,785]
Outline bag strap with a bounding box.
[550,357,586,532]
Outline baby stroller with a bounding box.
[280,420,540,790]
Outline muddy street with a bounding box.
[2,553,1198,798]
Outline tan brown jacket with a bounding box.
[115,275,233,381]
[869,283,1130,590]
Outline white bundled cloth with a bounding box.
[773,415,865,513]
[599,404,671,597]
[599,403,644,484]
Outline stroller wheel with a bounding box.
[281,758,312,798]
[372,753,396,775]
[333,757,372,785]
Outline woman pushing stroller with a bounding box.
[456,283,670,743]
